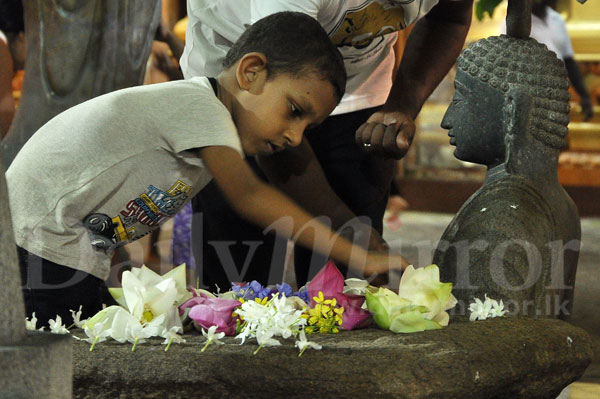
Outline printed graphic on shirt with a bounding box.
[83,180,192,251]
[329,1,408,49]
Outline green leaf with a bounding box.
[475,0,504,21]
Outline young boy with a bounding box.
[7,12,407,326]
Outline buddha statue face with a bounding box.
[441,35,571,170]
[441,68,506,167]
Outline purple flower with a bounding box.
[276,283,292,298]
[293,287,310,303]
[232,280,271,300]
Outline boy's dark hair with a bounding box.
[0,0,24,34]
[223,11,346,102]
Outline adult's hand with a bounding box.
[355,110,415,159]
[581,96,593,121]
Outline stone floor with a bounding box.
[125,211,600,397]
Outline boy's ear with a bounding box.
[236,52,268,91]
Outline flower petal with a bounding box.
[308,261,345,306]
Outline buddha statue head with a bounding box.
[441,35,571,174]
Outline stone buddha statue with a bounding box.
[432,35,581,319]
[1,0,161,167]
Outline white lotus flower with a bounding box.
[366,264,458,333]
[101,264,191,333]
[397,264,457,326]
[48,315,70,335]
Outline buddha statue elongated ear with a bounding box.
[503,86,534,173]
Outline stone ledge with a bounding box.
[1,332,73,398]
[72,317,592,399]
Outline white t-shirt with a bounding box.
[180,0,443,115]
[501,6,574,60]
[7,77,243,280]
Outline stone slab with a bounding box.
[0,155,26,345]
[0,332,73,398]
[72,317,592,399]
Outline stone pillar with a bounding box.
[506,0,532,38]
[0,157,73,398]
[1,0,162,167]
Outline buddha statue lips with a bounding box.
[433,35,581,320]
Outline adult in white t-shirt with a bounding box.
[182,0,473,290]
[501,0,593,120]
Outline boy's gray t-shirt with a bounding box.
[7,77,243,280]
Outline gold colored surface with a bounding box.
[466,2,507,42]
[568,122,600,151]
[570,382,600,399]
[465,0,600,52]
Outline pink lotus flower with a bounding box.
[308,261,371,330]
[181,294,241,336]
[179,295,208,317]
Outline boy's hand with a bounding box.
[360,251,409,277]
[355,110,415,160]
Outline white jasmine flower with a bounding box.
[469,294,506,321]
[73,320,111,351]
[70,305,88,329]
[161,326,186,351]
[235,295,306,354]
[126,320,156,352]
[295,329,322,357]
[201,325,225,352]
[25,312,44,331]
[488,298,507,318]
[48,315,70,335]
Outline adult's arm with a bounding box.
[201,145,407,275]
[356,0,474,159]
[564,57,593,121]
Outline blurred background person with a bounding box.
[0,0,25,139]
[501,0,593,121]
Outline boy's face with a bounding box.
[234,71,338,156]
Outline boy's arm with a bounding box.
[257,140,388,250]
[201,145,406,276]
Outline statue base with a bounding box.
[72,317,591,399]
[0,332,72,398]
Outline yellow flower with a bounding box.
[304,291,344,334]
